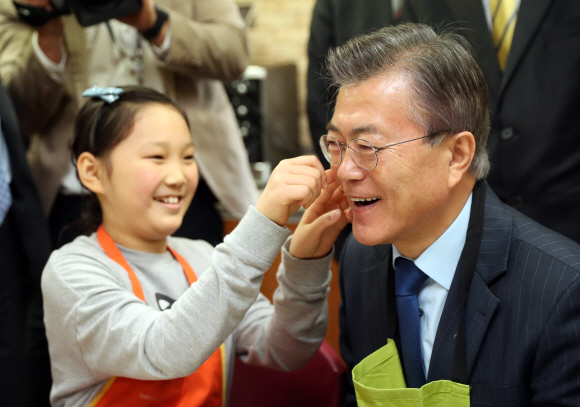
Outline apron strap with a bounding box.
[167,247,197,285]
[96,226,199,301]
[97,225,146,302]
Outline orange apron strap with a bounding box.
[86,377,116,407]
[97,225,146,302]
[168,247,197,284]
[220,343,227,406]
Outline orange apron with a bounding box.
[88,225,226,407]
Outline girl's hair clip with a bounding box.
[82,86,123,103]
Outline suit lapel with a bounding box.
[428,186,509,382]
[499,0,553,95]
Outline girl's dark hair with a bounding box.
[72,86,190,235]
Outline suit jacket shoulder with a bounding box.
[440,188,580,406]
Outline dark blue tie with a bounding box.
[395,257,428,388]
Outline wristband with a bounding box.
[141,7,169,40]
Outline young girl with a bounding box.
[41,86,349,407]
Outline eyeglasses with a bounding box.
[319,133,443,170]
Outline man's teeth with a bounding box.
[351,197,381,202]
[159,197,180,204]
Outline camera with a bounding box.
[14,0,142,27]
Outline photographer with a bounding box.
[0,0,258,249]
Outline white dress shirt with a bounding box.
[392,192,472,376]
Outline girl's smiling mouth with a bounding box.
[155,196,182,204]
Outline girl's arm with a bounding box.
[42,156,333,382]
[232,169,350,371]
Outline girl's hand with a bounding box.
[289,170,351,259]
[255,156,327,227]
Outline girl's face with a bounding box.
[99,103,198,253]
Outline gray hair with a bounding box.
[326,23,490,179]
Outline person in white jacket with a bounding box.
[0,0,256,246]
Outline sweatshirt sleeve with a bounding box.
[233,236,333,371]
[42,206,292,381]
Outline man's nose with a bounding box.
[336,147,365,181]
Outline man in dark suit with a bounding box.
[402,0,580,244]
[322,24,580,406]
[0,81,52,406]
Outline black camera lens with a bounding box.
[83,0,126,13]
[68,0,142,26]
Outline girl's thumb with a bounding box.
[329,209,342,222]
[308,209,342,236]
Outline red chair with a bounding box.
[228,341,346,407]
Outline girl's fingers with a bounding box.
[285,165,325,196]
[308,208,343,234]
[285,183,318,210]
[328,183,345,205]
[316,182,345,212]
[325,169,337,186]
[339,194,350,212]
[269,163,324,203]
[310,181,340,209]
[345,207,353,222]
[282,156,327,189]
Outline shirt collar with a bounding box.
[392,193,472,290]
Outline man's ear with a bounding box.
[447,131,476,188]
[77,152,105,194]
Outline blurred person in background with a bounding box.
[0,0,258,248]
[0,80,52,406]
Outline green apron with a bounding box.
[353,339,470,407]
[352,181,487,407]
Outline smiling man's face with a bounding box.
[329,73,454,254]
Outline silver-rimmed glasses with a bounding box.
[319,133,439,170]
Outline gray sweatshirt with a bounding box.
[41,207,333,407]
